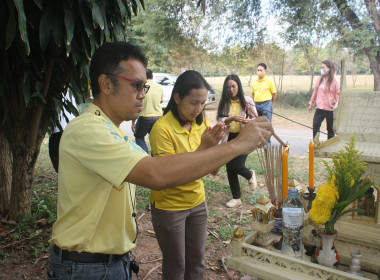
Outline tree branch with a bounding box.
[332,0,361,29]
[364,0,380,33]
[28,58,55,145]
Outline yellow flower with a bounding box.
[314,179,338,209]
[310,200,332,225]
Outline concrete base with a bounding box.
[335,219,380,273]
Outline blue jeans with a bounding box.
[134,117,160,154]
[255,100,272,144]
[47,246,132,280]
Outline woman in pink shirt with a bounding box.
[308,60,340,139]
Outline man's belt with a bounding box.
[53,245,127,263]
[255,100,271,104]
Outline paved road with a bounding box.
[271,128,327,155]
[120,121,327,156]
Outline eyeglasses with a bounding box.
[105,73,150,94]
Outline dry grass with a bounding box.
[206,74,374,94]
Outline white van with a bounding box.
[152,73,216,109]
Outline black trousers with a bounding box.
[48,132,63,173]
[312,108,335,139]
[226,133,252,199]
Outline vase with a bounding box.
[346,251,364,276]
[316,229,339,268]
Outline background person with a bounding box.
[149,70,225,280]
[48,42,273,280]
[48,93,77,173]
[308,60,340,139]
[251,63,277,143]
[132,69,163,153]
[217,74,258,208]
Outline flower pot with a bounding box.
[316,229,339,268]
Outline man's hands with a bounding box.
[308,105,313,113]
[197,122,226,151]
[234,116,273,154]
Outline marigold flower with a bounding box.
[310,200,332,225]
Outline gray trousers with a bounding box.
[151,201,208,280]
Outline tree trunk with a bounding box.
[310,72,315,92]
[367,51,380,91]
[0,130,12,213]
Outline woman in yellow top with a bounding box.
[149,70,225,280]
[217,74,258,208]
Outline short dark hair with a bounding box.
[164,70,210,126]
[257,63,267,70]
[146,69,153,79]
[90,42,148,98]
[217,74,248,119]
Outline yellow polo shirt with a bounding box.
[139,80,163,117]
[149,111,210,211]
[251,76,277,102]
[50,103,149,254]
[230,99,241,133]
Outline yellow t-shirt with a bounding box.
[251,76,277,102]
[149,111,210,211]
[50,103,149,254]
[229,99,241,133]
[139,80,164,117]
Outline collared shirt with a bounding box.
[251,76,277,102]
[309,76,340,111]
[229,99,242,133]
[139,79,164,117]
[50,103,148,254]
[149,111,210,211]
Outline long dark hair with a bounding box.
[319,60,335,89]
[164,70,211,126]
[217,74,247,119]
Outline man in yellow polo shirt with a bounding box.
[48,42,274,280]
[251,63,277,121]
[132,69,163,153]
[251,63,277,144]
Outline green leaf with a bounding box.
[51,7,64,46]
[39,8,53,51]
[334,208,364,222]
[32,0,43,10]
[78,0,93,38]
[116,0,127,15]
[5,6,17,50]
[65,101,79,117]
[92,2,105,30]
[13,0,30,55]
[64,7,75,45]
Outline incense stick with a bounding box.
[256,144,283,204]
[244,103,287,147]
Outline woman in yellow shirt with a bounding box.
[149,70,225,280]
[217,74,258,208]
